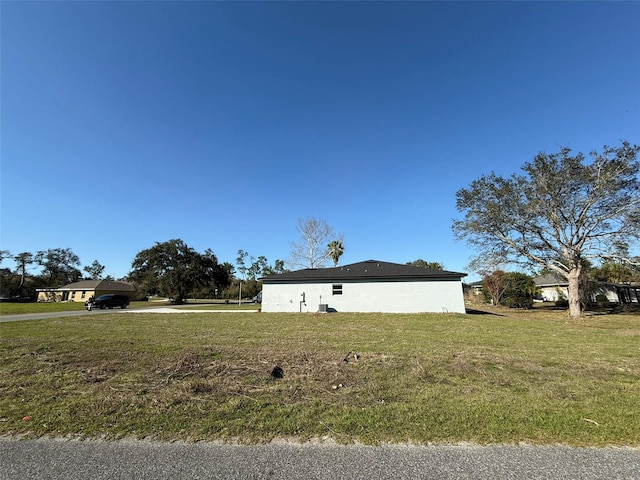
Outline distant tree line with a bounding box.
[0,248,112,301]
[1,216,347,303]
[221,249,288,302]
[126,240,291,304]
[406,259,445,270]
[4,205,638,310]
[0,242,290,304]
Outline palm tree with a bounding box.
[327,240,345,267]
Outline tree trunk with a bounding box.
[567,269,582,318]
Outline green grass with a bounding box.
[0,300,258,314]
[1,307,639,446]
[178,303,260,310]
[0,301,88,314]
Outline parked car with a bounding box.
[86,294,130,310]
[252,292,262,304]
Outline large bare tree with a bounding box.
[482,270,507,306]
[453,142,640,317]
[288,217,344,269]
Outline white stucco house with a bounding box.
[260,260,467,313]
[534,273,569,302]
[534,273,640,306]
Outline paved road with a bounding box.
[1,437,638,480]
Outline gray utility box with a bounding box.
[318,304,328,312]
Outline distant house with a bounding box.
[534,273,568,302]
[36,280,135,303]
[592,282,640,305]
[260,260,467,313]
[619,284,640,304]
[533,274,640,306]
[464,280,484,296]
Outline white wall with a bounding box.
[261,280,466,313]
[539,286,568,302]
[593,284,620,303]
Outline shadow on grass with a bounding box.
[465,308,506,316]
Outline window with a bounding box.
[332,284,342,295]
[81,291,86,299]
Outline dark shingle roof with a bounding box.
[58,280,135,291]
[261,260,466,284]
[534,273,568,287]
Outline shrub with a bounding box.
[503,272,536,309]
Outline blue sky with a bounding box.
[2,1,639,281]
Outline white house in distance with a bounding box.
[260,260,467,313]
[534,273,640,305]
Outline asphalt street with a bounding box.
[1,437,639,480]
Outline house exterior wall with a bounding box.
[593,284,620,303]
[538,283,638,304]
[37,282,135,302]
[539,286,568,302]
[38,290,98,302]
[37,290,64,302]
[67,290,93,302]
[262,279,466,313]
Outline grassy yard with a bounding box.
[0,299,258,315]
[1,307,639,446]
[0,301,89,314]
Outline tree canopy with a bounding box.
[129,239,229,304]
[480,270,537,309]
[590,261,640,284]
[34,248,82,287]
[482,270,507,306]
[406,259,445,270]
[502,272,537,309]
[453,141,640,317]
[0,248,86,299]
[328,240,345,267]
[1,242,284,302]
[83,260,105,280]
